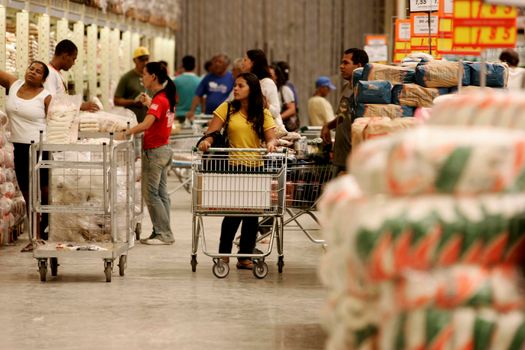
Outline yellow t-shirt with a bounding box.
[214,102,275,166]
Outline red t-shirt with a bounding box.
[143,91,174,149]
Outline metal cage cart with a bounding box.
[132,135,144,240]
[28,134,137,282]
[191,148,287,279]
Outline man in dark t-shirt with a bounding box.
[114,47,151,122]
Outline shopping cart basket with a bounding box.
[282,161,332,245]
[29,132,137,282]
[191,148,287,279]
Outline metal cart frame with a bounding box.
[168,134,201,194]
[190,148,287,279]
[29,133,137,282]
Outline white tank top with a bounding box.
[6,80,50,144]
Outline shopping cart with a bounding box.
[191,148,287,279]
[28,132,137,282]
[282,161,332,245]
[168,134,201,194]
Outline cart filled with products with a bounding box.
[190,148,287,279]
[29,133,137,282]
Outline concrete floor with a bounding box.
[0,178,327,350]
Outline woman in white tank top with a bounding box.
[0,61,52,243]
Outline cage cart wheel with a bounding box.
[191,255,198,272]
[277,256,284,273]
[135,223,142,240]
[38,259,48,282]
[118,255,127,276]
[104,259,113,282]
[50,258,59,277]
[253,261,268,279]
[212,260,229,279]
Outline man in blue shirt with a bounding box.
[185,53,234,119]
[173,55,202,123]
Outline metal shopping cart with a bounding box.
[169,134,202,194]
[283,160,332,245]
[28,133,137,282]
[191,148,287,279]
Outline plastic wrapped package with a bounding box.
[351,117,417,150]
[355,104,403,119]
[352,68,364,87]
[0,182,15,198]
[46,94,82,144]
[362,63,416,84]
[78,110,137,134]
[468,62,508,87]
[0,196,12,216]
[415,60,470,88]
[350,126,525,195]
[5,168,16,183]
[391,83,449,107]
[355,80,392,104]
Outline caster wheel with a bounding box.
[38,259,47,282]
[135,223,142,241]
[253,261,268,279]
[277,256,284,273]
[212,260,230,279]
[118,255,127,276]
[104,260,113,282]
[191,255,197,272]
[50,258,59,277]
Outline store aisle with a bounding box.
[0,178,326,350]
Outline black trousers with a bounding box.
[13,143,49,239]
[218,216,258,255]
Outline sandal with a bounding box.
[236,259,254,270]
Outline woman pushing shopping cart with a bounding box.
[193,72,284,279]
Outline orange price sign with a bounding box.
[453,0,517,48]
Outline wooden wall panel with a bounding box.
[175,0,385,124]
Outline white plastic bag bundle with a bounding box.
[46,94,82,144]
[350,126,525,195]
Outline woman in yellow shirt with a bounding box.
[198,72,277,269]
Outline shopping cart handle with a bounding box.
[191,147,287,154]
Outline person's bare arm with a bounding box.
[185,95,203,120]
[126,114,156,136]
[197,115,225,152]
[264,127,277,152]
[0,71,17,92]
[280,102,296,121]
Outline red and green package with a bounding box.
[457,200,486,264]
[408,212,442,270]
[433,207,465,267]
[480,202,508,267]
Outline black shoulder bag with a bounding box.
[196,103,232,171]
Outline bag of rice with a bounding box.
[415,60,471,88]
[356,80,392,104]
[468,62,508,87]
[362,63,416,84]
[392,83,449,107]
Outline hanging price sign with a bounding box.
[438,0,481,55]
[453,0,517,48]
[410,0,439,12]
[394,19,412,63]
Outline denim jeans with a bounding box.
[142,145,174,242]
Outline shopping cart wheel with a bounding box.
[277,256,284,273]
[50,258,59,277]
[212,259,229,279]
[191,255,198,272]
[135,223,142,240]
[38,259,47,282]
[253,261,268,279]
[104,259,113,282]
[118,255,127,276]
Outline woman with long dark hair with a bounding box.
[126,61,176,245]
[242,49,284,129]
[269,63,299,131]
[198,72,277,269]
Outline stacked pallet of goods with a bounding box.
[350,59,508,150]
[319,69,523,350]
[0,112,28,246]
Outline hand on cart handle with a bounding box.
[197,136,213,152]
[321,124,332,145]
[266,139,277,152]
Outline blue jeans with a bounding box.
[142,145,174,242]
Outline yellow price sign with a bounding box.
[453,0,517,48]
[454,1,516,19]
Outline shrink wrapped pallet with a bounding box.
[415,60,471,88]
[350,126,525,195]
[356,80,392,104]
[362,63,416,84]
[392,83,449,107]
